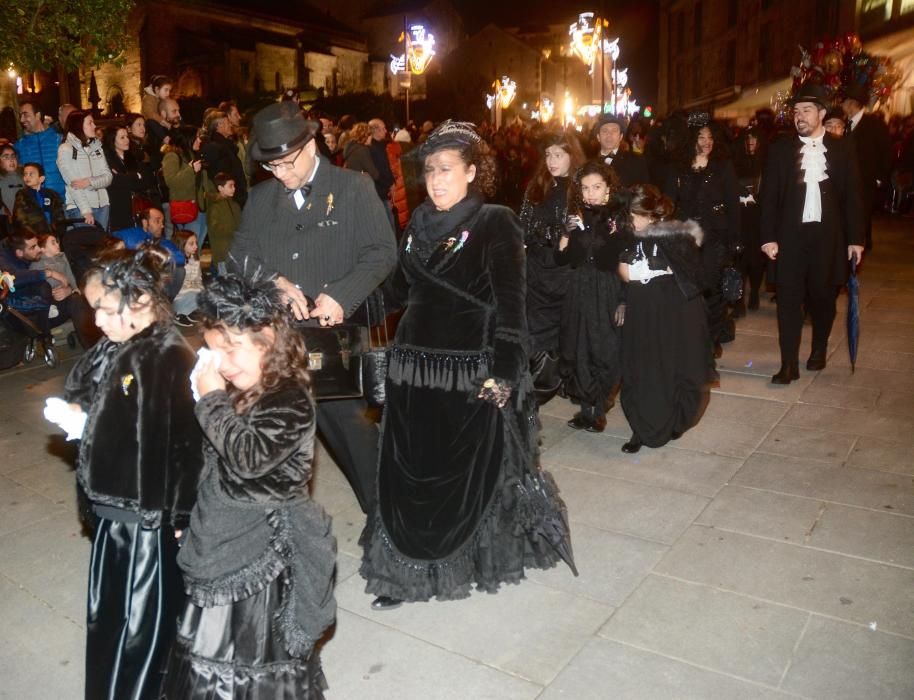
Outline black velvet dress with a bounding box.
[360,194,571,601]
[519,177,570,355]
[619,221,716,447]
[665,159,740,344]
[161,383,337,699]
[554,203,627,415]
[63,322,203,700]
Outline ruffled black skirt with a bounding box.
[620,276,715,447]
[160,570,326,699]
[86,517,184,700]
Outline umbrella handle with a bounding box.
[850,252,858,275]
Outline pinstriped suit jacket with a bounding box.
[230,157,398,317]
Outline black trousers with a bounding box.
[316,396,379,514]
[775,224,839,365]
[17,281,101,349]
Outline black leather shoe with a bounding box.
[771,362,800,384]
[671,431,682,441]
[806,351,827,371]
[713,342,723,359]
[371,596,403,611]
[586,414,607,433]
[567,413,591,430]
[621,435,642,453]
[747,293,760,311]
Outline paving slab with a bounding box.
[755,424,858,463]
[548,466,710,544]
[846,436,914,475]
[780,403,914,445]
[715,369,813,402]
[0,512,90,627]
[601,575,809,686]
[700,393,792,427]
[320,610,542,700]
[0,475,65,538]
[696,485,824,544]
[526,523,669,606]
[798,381,880,411]
[540,638,795,700]
[655,526,914,639]
[6,456,79,515]
[542,431,744,498]
[733,453,914,515]
[782,615,914,700]
[0,577,85,700]
[334,574,614,686]
[670,416,771,459]
[809,504,914,568]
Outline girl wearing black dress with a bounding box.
[555,161,627,432]
[618,185,715,453]
[733,127,768,313]
[665,121,740,357]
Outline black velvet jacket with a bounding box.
[555,203,631,272]
[64,322,203,529]
[386,200,528,387]
[621,219,705,300]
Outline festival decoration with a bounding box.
[487,76,516,110]
[389,24,436,76]
[786,32,902,115]
[568,12,640,117]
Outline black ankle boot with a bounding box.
[371,596,403,611]
[771,362,800,384]
[621,435,642,453]
[806,350,827,371]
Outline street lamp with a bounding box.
[487,76,517,128]
[390,22,436,123]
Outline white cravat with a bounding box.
[798,134,827,223]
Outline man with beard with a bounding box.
[760,82,864,384]
[15,100,66,199]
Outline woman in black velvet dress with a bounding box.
[618,185,716,453]
[555,161,627,433]
[519,131,585,401]
[360,121,574,609]
[733,127,768,313]
[665,121,740,357]
[57,249,203,699]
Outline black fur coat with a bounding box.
[622,219,705,300]
[64,322,203,529]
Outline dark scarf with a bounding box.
[411,191,484,246]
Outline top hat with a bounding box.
[595,114,626,131]
[842,83,870,106]
[790,82,830,110]
[249,102,318,161]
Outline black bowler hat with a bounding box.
[249,102,318,161]
[842,83,870,106]
[790,82,830,110]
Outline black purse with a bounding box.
[361,291,389,408]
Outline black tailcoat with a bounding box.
[598,150,651,187]
[847,112,891,207]
[759,133,864,286]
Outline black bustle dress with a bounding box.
[620,220,716,447]
[555,203,627,418]
[359,193,573,602]
[161,384,337,699]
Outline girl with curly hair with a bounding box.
[55,249,203,698]
[555,160,628,432]
[161,271,336,699]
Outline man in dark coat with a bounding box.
[593,115,650,186]
[202,111,248,207]
[230,102,397,513]
[761,82,865,384]
[842,84,891,251]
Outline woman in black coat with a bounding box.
[618,185,716,453]
[555,161,628,432]
[733,127,768,312]
[360,121,574,609]
[103,124,156,231]
[665,121,740,356]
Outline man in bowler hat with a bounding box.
[760,82,864,384]
[230,101,397,511]
[841,83,891,251]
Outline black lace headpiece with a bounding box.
[94,248,167,312]
[197,262,283,329]
[418,120,481,159]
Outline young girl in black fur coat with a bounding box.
[52,249,203,699]
[161,272,336,699]
[618,185,716,453]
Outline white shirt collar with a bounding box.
[849,108,864,131]
[292,156,320,210]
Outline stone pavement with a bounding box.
[2,215,913,699]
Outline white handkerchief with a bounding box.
[43,397,87,441]
[190,347,221,401]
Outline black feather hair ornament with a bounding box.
[197,257,284,329]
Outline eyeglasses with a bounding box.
[261,145,305,173]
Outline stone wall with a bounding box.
[304,52,337,95]
[255,44,298,95]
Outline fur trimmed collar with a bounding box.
[634,219,703,247]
